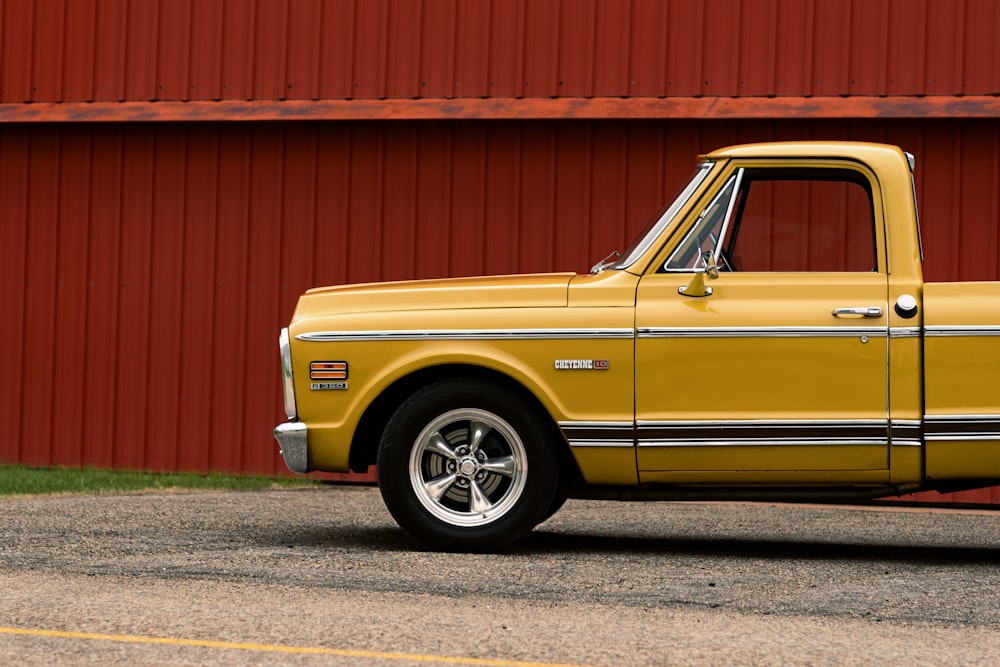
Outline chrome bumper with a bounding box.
[273,422,309,474]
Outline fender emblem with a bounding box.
[554,359,609,370]
[311,382,348,391]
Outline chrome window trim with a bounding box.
[663,169,743,273]
[712,168,745,265]
[297,328,636,342]
[924,325,1000,337]
[637,326,886,339]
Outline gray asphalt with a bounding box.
[1,486,998,666]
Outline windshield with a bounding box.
[611,161,715,270]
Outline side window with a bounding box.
[728,170,876,272]
[664,167,877,273]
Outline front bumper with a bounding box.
[273,421,309,473]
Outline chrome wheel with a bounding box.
[408,408,528,527]
[377,378,559,551]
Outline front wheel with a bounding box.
[377,379,559,552]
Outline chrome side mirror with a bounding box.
[702,250,720,280]
[678,251,719,297]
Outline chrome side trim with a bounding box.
[638,439,886,448]
[637,326,886,339]
[566,441,636,448]
[890,420,923,446]
[925,325,1000,337]
[923,415,1000,441]
[636,419,888,428]
[560,416,1000,448]
[889,327,921,338]
[298,328,635,342]
[558,421,634,448]
[636,419,889,448]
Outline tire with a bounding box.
[377,378,559,552]
[537,491,568,526]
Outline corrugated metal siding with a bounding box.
[1,0,998,103]
[2,118,1000,482]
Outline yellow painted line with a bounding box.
[0,626,591,667]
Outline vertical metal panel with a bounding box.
[453,0,490,98]
[219,0,254,100]
[0,129,29,466]
[207,125,253,472]
[83,126,124,468]
[123,0,158,100]
[3,0,999,103]
[188,0,225,100]
[284,1,321,100]
[114,126,155,470]
[2,118,1000,506]
[252,0,289,101]
[21,129,60,466]
[62,0,97,101]
[29,0,67,102]
[92,0,127,101]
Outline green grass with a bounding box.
[0,463,319,497]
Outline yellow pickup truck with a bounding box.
[274,141,1000,551]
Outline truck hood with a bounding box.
[293,273,576,319]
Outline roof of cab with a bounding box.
[703,140,907,162]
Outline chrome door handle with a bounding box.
[832,306,883,318]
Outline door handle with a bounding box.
[832,306,883,318]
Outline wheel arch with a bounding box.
[348,364,582,486]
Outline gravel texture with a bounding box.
[1,486,998,666]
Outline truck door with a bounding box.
[635,162,890,484]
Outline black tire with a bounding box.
[536,491,568,526]
[376,378,559,552]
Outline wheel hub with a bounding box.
[458,457,478,477]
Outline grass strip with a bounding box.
[0,463,317,497]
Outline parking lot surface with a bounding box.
[1,486,998,665]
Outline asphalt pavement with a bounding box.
[1,486,998,666]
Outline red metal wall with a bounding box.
[1,0,998,502]
[2,119,1000,488]
[1,0,998,103]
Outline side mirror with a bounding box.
[678,251,719,297]
[702,250,720,280]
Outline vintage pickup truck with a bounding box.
[274,141,1000,551]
